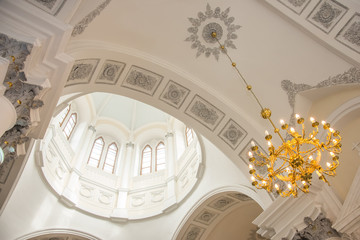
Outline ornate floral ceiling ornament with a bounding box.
[185,4,241,60]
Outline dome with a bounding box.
[38,92,203,220]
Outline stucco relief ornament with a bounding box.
[312,2,342,29]
[288,0,307,7]
[185,4,241,60]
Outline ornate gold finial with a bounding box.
[211,32,217,38]
[246,85,252,90]
[232,62,236,67]
[261,108,272,119]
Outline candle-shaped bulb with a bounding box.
[265,130,269,136]
[330,152,335,157]
[309,156,313,160]
[329,128,335,133]
[287,183,292,189]
[267,141,272,147]
[310,117,315,123]
[302,181,306,185]
[248,151,253,158]
[249,164,254,170]
[251,141,255,147]
[326,162,331,168]
[295,114,300,119]
[280,119,285,125]
[321,120,326,125]
[262,181,267,185]
[286,167,291,173]
[290,127,295,133]
[332,139,338,144]
[316,170,321,177]
[251,176,255,182]
[275,184,279,190]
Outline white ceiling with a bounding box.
[89,92,169,131]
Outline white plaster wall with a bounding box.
[0,136,261,240]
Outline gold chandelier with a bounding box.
[211,32,342,197]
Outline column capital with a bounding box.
[88,125,96,133]
[165,132,174,138]
[126,142,134,148]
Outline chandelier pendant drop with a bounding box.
[211,32,342,197]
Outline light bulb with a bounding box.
[265,130,269,136]
[280,119,285,125]
[332,139,338,144]
[322,120,326,125]
[326,162,331,168]
[329,128,335,133]
[251,176,255,182]
[309,156,313,160]
[310,117,315,123]
[287,183,292,189]
[302,181,306,185]
[267,141,272,147]
[295,114,300,119]
[286,167,291,173]
[251,141,255,147]
[248,151,253,158]
[290,127,295,133]
[275,184,279,190]
[330,152,335,157]
[262,181,267,185]
[249,164,254,169]
[316,170,321,177]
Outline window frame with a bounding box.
[140,145,152,175]
[87,137,105,168]
[103,142,118,174]
[155,141,166,172]
[59,105,71,127]
[185,127,194,146]
[63,113,77,139]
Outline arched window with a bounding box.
[155,142,166,171]
[103,143,118,174]
[59,105,70,126]
[141,145,152,175]
[88,137,104,168]
[63,113,77,139]
[185,127,194,146]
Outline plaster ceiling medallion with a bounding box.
[185,4,241,60]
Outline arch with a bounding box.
[141,145,152,175]
[63,113,77,139]
[103,142,118,174]
[155,141,166,171]
[16,228,100,240]
[62,41,274,205]
[88,137,105,168]
[172,185,266,240]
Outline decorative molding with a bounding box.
[182,224,206,240]
[277,0,311,15]
[72,0,112,37]
[159,80,190,109]
[289,213,341,240]
[228,192,252,201]
[218,118,247,150]
[193,208,219,226]
[307,0,348,33]
[66,59,99,86]
[185,94,225,131]
[281,67,360,125]
[26,0,66,15]
[185,3,241,60]
[336,13,360,54]
[0,33,44,184]
[207,196,237,211]
[96,60,125,85]
[121,65,163,96]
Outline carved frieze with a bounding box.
[336,13,360,54]
[307,0,348,33]
[182,224,206,240]
[277,0,311,14]
[218,119,247,150]
[122,66,163,96]
[96,60,125,85]
[207,196,237,211]
[159,80,190,109]
[26,0,65,15]
[194,208,219,225]
[185,94,225,131]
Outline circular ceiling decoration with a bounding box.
[185,4,241,60]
